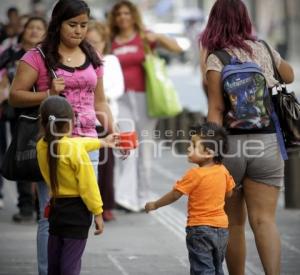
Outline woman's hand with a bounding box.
[50,77,65,95]
[118,148,130,160]
[94,214,104,235]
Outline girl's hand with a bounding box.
[100,131,130,159]
[94,214,104,235]
[112,124,130,159]
[50,78,65,95]
[145,201,157,213]
[101,133,120,148]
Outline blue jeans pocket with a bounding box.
[186,226,228,275]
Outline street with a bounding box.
[1,145,300,274]
[0,62,300,274]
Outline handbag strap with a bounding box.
[18,47,58,116]
[36,46,58,79]
[259,40,288,160]
[259,40,283,83]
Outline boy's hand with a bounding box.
[145,202,157,213]
[94,214,104,235]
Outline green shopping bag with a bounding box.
[143,53,182,118]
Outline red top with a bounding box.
[112,34,147,92]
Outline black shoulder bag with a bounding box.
[1,47,57,181]
[261,40,300,147]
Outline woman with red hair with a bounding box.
[200,0,294,274]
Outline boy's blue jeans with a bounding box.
[186,226,229,275]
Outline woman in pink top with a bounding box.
[9,1,116,274]
[108,0,182,212]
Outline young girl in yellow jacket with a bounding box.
[37,96,119,275]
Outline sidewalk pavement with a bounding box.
[0,182,188,275]
[1,149,300,275]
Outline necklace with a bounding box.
[66,57,72,62]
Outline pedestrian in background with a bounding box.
[200,0,294,274]
[37,96,119,275]
[145,122,235,275]
[9,0,117,274]
[0,7,20,47]
[0,16,47,219]
[86,20,125,221]
[108,0,182,212]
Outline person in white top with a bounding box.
[86,20,124,221]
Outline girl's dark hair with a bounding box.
[200,0,256,54]
[18,16,48,43]
[191,122,228,164]
[41,0,101,70]
[39,96,74,198]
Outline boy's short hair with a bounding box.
[190,122,228,164]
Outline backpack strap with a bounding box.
[212,50,232,66]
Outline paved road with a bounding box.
[1,148,300,274]
[1,62,300,274]
[151,149,300,275]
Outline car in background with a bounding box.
[151,22,191,64]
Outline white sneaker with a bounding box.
[0,199,4,209]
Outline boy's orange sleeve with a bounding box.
[226,173,235,192]
[173,168,199,195]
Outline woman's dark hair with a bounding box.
[200,0,256,54]
[191,122,228,164]
[41,0,101,69]
[39,96,74,198]
[18,16,48,44]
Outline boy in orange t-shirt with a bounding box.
[145,122,235,275]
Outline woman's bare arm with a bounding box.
[9,61,48,107]
[278,59,294,84]
[206,70,224,125]
[145,32,182,53]
[199,45,208,95]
